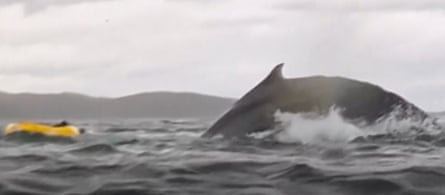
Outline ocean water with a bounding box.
[1,113,445,195]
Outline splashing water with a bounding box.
[371,105,443,136]
[273,108,364,144]
[270,107,443,144]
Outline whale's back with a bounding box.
[287,76,428,123]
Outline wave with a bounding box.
[68,143,120,155]
[1,118,445,195]
[3,159,445,195]
[269,163,445,195]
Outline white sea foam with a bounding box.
[269,107,443,144]
[272,108,364,144]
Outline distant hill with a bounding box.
[0,91,235,119]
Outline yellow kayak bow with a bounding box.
[4,122,81,137]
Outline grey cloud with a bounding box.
[1,0,445,111]
[0,0,115,14]
[0,63,105,78]
[276,0,445,12]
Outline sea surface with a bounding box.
[1,113,445,195]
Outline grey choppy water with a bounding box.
[1,118,445,195]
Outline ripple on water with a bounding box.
[68,143,120,155]
[0,118,444,195]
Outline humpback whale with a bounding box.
[202,63,431,138]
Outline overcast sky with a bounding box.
[1,0,445,111]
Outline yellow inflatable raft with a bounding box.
[4,122,81,137]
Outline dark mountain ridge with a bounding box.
[0,91,235,119]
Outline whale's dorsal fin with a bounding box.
[263,63,284,83]
[233,63,285,107]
